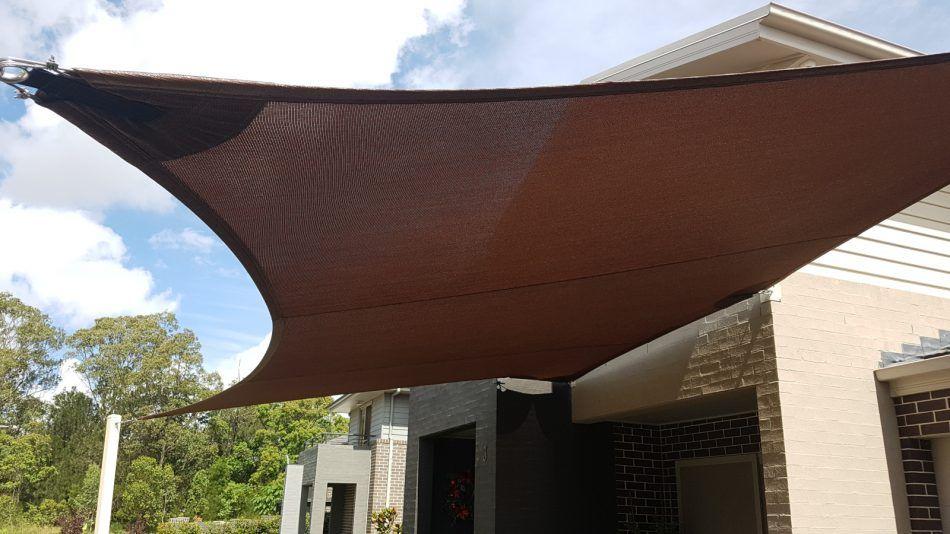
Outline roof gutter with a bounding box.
[762,3,920,59]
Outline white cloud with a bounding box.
[395,0,950,90]
[0,108,177,213]
[0,0,467,212]
[0,199,177,328]
[149,227,217,253]
[214,333,271,386]
[0,0,98,60]
[36,358,92,402]
[58,0,468,87]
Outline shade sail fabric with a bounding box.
[24,53,950,417]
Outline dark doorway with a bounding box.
[418,425,476,534]
[326,483,356,534]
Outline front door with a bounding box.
[677,454,763,534]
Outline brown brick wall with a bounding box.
[894,390,950,534]
[614,412,762,533]
[367,439,407,533]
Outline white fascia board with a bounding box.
[583,5,770,83]
[756,25,868,64]
[583,2,919,84]
[762,3,920,59]
[327,388,411,414]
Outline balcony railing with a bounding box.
[300,432,375,451]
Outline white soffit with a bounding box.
[329,390,393,413]
[583,2,919,83]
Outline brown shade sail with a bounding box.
[23,53,950,417]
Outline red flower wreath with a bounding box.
[445,470,474,522]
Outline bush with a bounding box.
[371,507,402,534]
[0,495,20,526]
[24,499,67,526]
[157,516,279,534]
[157,522,201,534]
[55,512,86,534]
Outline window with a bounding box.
[360,403,373,444]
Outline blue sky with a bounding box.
[2,0,949,390]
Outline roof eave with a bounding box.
[582,2,919,84]
[327,388,410,414]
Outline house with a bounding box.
[280,389,409,534]
[281,4,950,534]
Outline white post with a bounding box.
[279,464,304,534]
[94,414,121,534]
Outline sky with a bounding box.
[2,0,950,396]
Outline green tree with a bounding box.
[251,475,284,516]
[42,391,100,503]
[254,398,348,458]
[0,293,64,430]
[117,456,177,528]
[184,468,211,519]
[69,464,99,518]
[206,407,260,458]
[0,298,349,527]
[68,313,221,523]
[68,313,216,418]
[0,432,55,503]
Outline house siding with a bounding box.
[373,393,409,442]
[801,213,950,301]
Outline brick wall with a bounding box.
[772,272,950,533]
[403,379,497,534]
[495,382,574,533]
[674,296,790,533]
[894,390,950,534]
[614,412,762,533]
[367,439,408,533]
[342,484,356,534]
[404,380,578,534]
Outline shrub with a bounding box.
[25,499,67,526]
[54,512,86,534]
[157,522,201,534]
[118,457,178,529]
[157,516,279,534]
[371,507,402,534]
[0,494,20,526]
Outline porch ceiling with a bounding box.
[20,53,950,416]
[612,388,758,425]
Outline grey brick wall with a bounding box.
[404,380,581,534]
[403,379,498,534]
[495,382,574,533]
